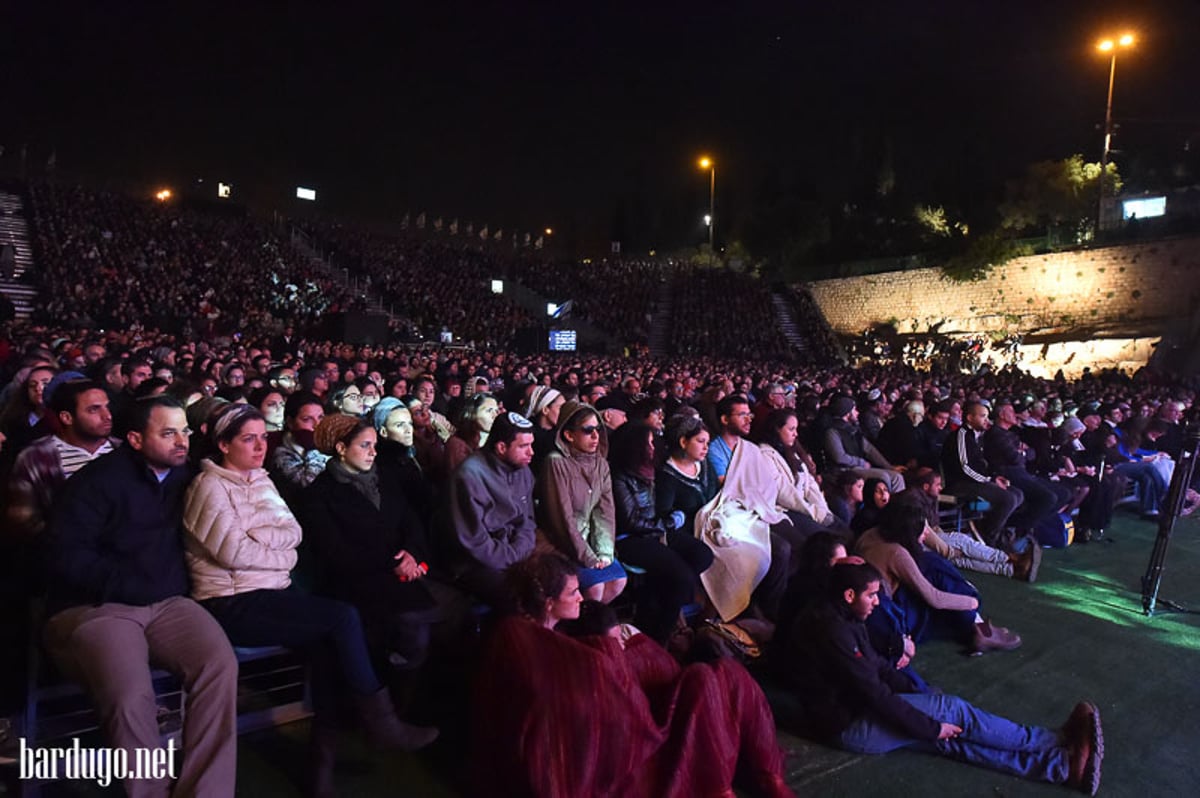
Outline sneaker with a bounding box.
[971,620,1022,653]
[1064,701,1104,795]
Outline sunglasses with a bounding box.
[574,425,601,435]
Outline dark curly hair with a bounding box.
[505,552,578,622]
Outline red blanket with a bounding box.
[473,617,791,798]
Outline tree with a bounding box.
[998,155,1122,243]
[939,232,1032,283]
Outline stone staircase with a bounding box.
[288,226,390,316]
[0,190,37,319]
[647,275,675,357]
[770,290,810,357]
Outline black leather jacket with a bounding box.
[612,469,674,538]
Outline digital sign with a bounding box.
[548,329,577,352]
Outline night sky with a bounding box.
[4,0,1199,252]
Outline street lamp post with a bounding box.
[1096,33,1134,235]
[698,156,715,250]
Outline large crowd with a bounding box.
[1,179,1197,797]
[21,182,841,362]
[27,182,366,338]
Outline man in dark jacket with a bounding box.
[442,412,537,607]
[941,401,1025,550]
[984,401,1069,530]
[43,395,238,798]
[822,395,905,494]
[788,562,1103,795]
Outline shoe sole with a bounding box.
[1027,541,1043,583]
[971,634,1023,654]
[1084,703,1103,796]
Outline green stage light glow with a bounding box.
[1032,569,1200,651]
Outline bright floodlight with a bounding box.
[1097,33,1134,52]
[218,182,232,198]
[704,214,712,226]
[296,187,316,201]
[491,279,504,294]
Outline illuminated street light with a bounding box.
[697,156,715,249]
[154,189,172,202]
[1096,32,1135,234]
[544,227,553,236]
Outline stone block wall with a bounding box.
[806,236,1200,337]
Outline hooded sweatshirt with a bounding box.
[536,400,616,568]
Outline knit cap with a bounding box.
[314,413,364,456]
[830,395,856,418]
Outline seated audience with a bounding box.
[445,392,501,473]
[655,414,720,537]
[270,391,329,506]
[183,405,437,795]
[822,395,906,494]
[537,400,626,603]
[826,470,865,528]
[610,422,714,641]
[472,552,793,798]
[522,384,564,473]
[6,378,117,541]
[856,503,1021,654]
[787,561,1103,795]
[372,397,435,523]
[43,396,238,796]
[440,412,538,608]
[895,469,1040,581]
[941,401,1025,551]
[298,415,443,674]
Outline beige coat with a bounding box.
[536,400,615,568]
[183,460,302,601]
[759,444,833,524]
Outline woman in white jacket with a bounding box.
[755,409,852,568]
[183,404,436,797]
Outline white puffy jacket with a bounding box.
[183,460,302,601]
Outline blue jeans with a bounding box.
[1114,460,1166,514]
[839,693,1069,783]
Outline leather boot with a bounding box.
[1011,540,1042,582]
[1064,701,1103,795]
[971,619,1022,653]
[354,687,439,751]
[309,724,339,798]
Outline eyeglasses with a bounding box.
[575,425,601,435]
[731,411,754,418]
